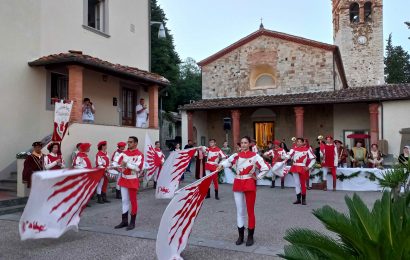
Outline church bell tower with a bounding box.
[333,0,384,87]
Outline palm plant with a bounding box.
[279,191,410,260]
[378,162,410,200]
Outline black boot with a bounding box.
[215,190,220,200]
[246,228,255,246]
[126,214,136,230]
[205,188,211,199]
[102,192,110,203]
[153,181,157,189]
[302,194,307,205]
[97,194,104,204]
[235,226,245,245]
[114,213,128,229]
[91,191,96,200]
[116,189,122,199]
[281,178,285,189]
[270,180,275,188]
[293,193,301,204]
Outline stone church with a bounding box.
[181,0,410,157]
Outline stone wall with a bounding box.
[202,36,342,99]
[333,0,384,87]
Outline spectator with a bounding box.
[82,98,95,123]
[350,140,367,168]
[398,146,409,166]
[136,98,149,128]
[184,140,194,149]
[367,144,383,168]
[221,141,232,156]
[173,143,181,151]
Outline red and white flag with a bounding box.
[155,148,196,199]
[156,172,217,260]
[19,168,104,240]
[52,100,73,142]
[144,133,162,182]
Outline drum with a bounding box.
[106,169,120,180]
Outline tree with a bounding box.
[150,0,181,111]
[174,57,202,108]
[384,34,410,84]
[405,22,410,39]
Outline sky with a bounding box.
[156,0,410,62]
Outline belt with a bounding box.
[293,163,306,167]
[121,173,138,179]
[235,173,254,180]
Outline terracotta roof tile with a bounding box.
[28,52,169,86]
[181,84,410,110]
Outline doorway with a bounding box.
[254,122,274,149]
[122,87,136,126]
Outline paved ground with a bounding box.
[0,172,382,260]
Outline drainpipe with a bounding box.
[380,101,384,140]
[333,53,336,91]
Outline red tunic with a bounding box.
[95,151,110,169]
[44,153,64,170]
[288,147,316,175]
[321,143,338,168]
[73,152,92,169]
[203,146,227,172]
[22,153,45,188]
[118,149,144,189]
[220,151,269,192]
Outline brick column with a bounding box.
[294,106,304,138]
[148,85,159,128]
[359,5,365,23]
[187,111,194,141]
[67,65,84,123]
[369,103,379,145]
[231,110,241,147]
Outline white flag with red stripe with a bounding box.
[156,172,217,260]
[19,168,104,240]
[144,133,162,182]
[155,148,196,199]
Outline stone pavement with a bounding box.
[0,172,382,259]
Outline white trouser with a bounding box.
[121,187,130,214]
[136,120,147,128]
[233,192,247,228]
[322,167,329,181]
[96,177,104,194]
[293,173,301,194]
[153,168,160,182]
[116,175,120,190]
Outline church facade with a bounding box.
[181,0,410,157]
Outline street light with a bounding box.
[151,21,166,39]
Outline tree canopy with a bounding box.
[384,34,410,84]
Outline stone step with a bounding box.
[0,180,17,192]
[0,204,25,216]
[0,197,27,208]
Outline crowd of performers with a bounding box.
[22,134,406,248]
[22,137,165,231]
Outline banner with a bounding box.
[155,148,197,199]
[52,100,73,142]
[144,133,163,182]
[156,172,216,260]
[19,168,104,240]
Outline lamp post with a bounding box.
[151,21,166,39]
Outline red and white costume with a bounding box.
[96,150,110,195]
[72,152,92,169]
[118,149,144,215]
[320,142,338,188]
[220,151,269,229]
[251,145,259,154]
[111,148,124,191]
[264,147,287,179]
[44,153,65,170]
[201,146,227,191]
[153,148,165,182]
[287,147,316,196]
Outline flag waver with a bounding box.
[144,133,164,182]
[156,172,217,260]
[19,168,104,240]
[155,148,196,199]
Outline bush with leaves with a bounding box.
[279,191,410,260]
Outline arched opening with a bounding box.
[255,74,275,88]
[364,2,372,22]
[251,108,276,149]
[349,3,360,24]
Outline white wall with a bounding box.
[181,111,188,148]
[192,111,208,146]
[333,103,370,144]
[39,0,149,69]
[382,100,410,156]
